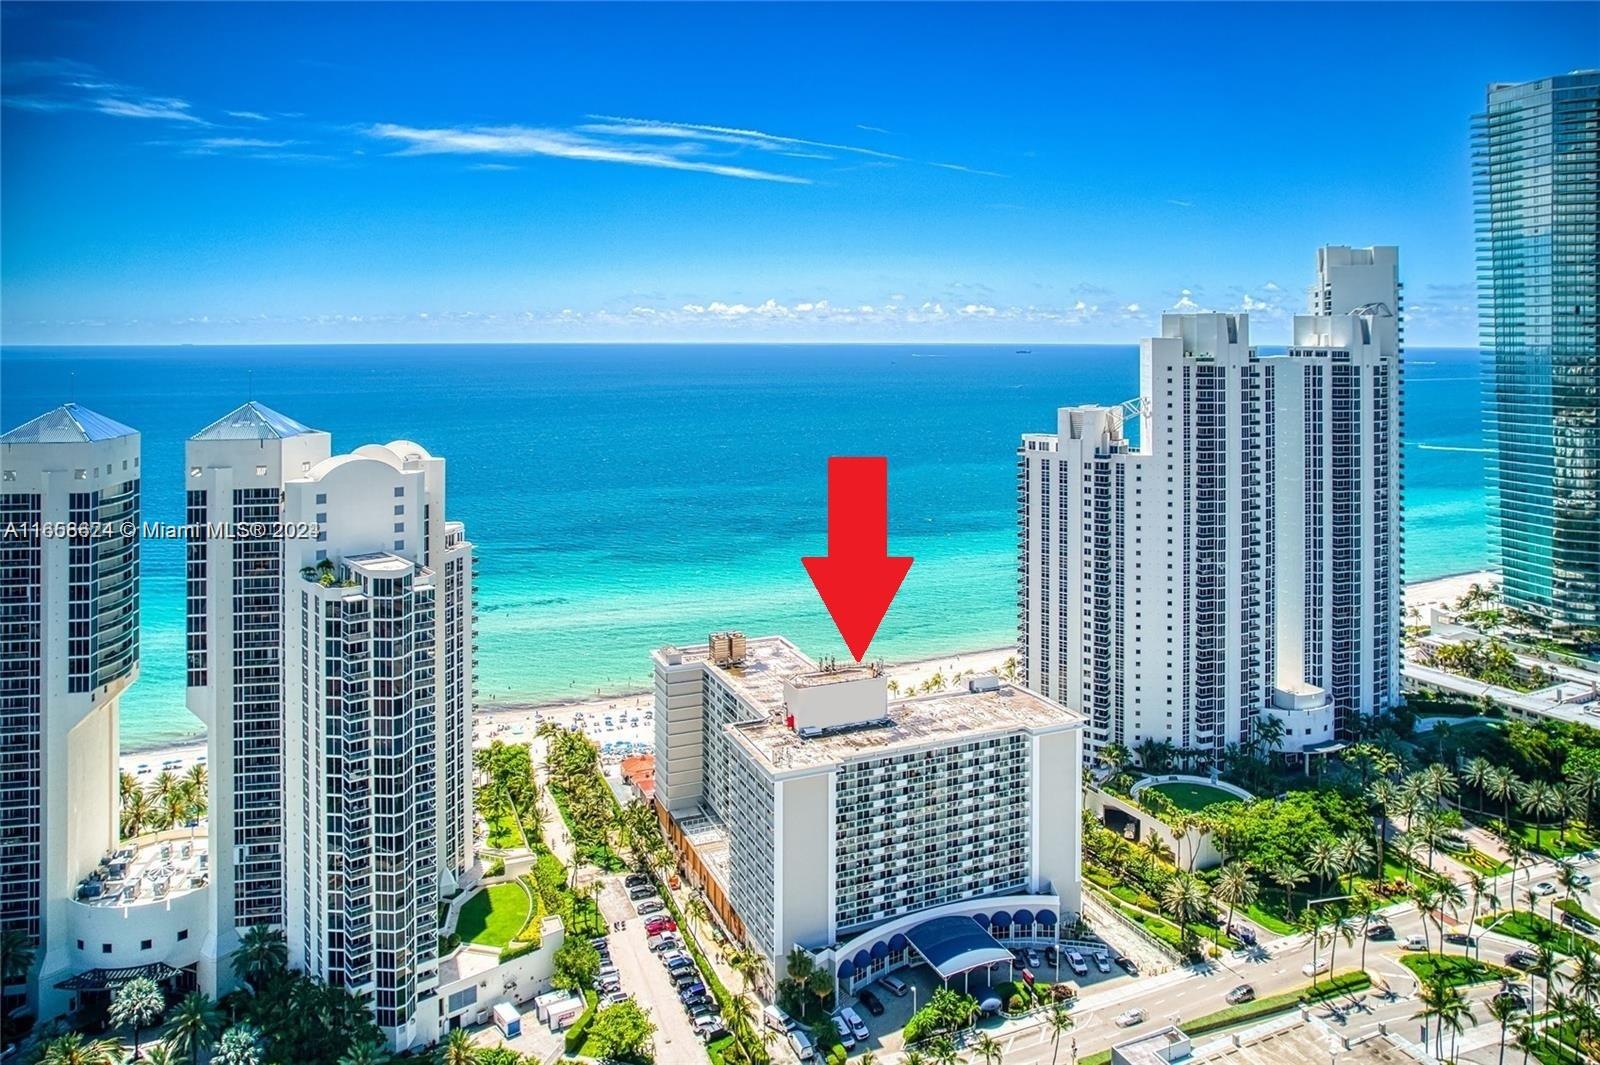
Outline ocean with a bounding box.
[0,344,1488,752]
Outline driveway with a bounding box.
[595,872,708,1063]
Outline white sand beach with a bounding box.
[120,571,1500,776]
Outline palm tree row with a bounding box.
[118,764,207,841]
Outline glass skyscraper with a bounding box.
[1476,71,1600,627]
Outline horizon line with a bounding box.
[0,338,1483,350]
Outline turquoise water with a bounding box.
[0,344,1486,751]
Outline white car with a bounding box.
[1534,881,1557,897]
[1093,950,1112,973]
[1115,1008,1146,1027]
[1302,958,1331,977]
[830,1014,856,1050]
[1065,949,1088,976]
[839,1006,869,1042]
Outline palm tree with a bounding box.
[1297,907,1331,989]
[109,975,166,1060]
[1,927,35,985]
[1371,778,1397,875]
[1434,878,1467,952]
[1306,837,1340,891]
[1487,766,1520,828]
[232,924,287,991]
[1488,993,1524,1065]
[213,1024,262,1065]
[1159,873,1208,948]
[728,946,766,1000]
[1410,881,1441,954]
[119,769,141,806]
[1354,885,1383,970]
[337,1040,391,1065]
[121,786,154,840]
[805,966,833,1016]
[39,1033,127,1065]
[1465,757,1495,814]
[166,991,221,1065]
[1213,863,1256,940]
[1334,832,1374,894]
[438,1029,476,1065]
[1532,946,1560,1036]
[927,1036,960,1065]
[1046,1003,1075,1065]
[1465,872,1493,956]
[1322,906,1355,988]
[1506,835,1529,913]
[1415,976,1476,1059]
[140,1044,180,1065]
[1566,764,1600,833]
[148,771,181,830]
[1519,780,1561,848]
[1269,862,1307,918]
[972,1032,1003,1065]
[1556,782,1585,844]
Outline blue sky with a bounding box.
[1,2,1593,346]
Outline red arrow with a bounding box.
[802,456,913,662]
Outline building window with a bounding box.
[141,939,152,951]
[255,465,267,476]
[178,929,189,941]
[102,944,112,954]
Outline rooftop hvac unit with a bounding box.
[708,630,747,666]
[968,674,1002,693]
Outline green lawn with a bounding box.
[1486,910,1590,956]
[1556,898,1600,926]
[1146,781,1243,812]
[454,882,532,948]
[1506,823,1596,860]
[1399,953,1511,988]
[1458,849,1513,877]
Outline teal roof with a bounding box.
[192,401,316,441]
[1,403,137,444]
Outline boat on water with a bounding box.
[1015,348,1033,354]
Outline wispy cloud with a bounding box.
[191,136,297,150]
[469,162,518,172]
[584,114,904,160]
[366,123,811,184]
[225,110,270,121]
[929,161,1005,178]
[856,124,891,134]
[1167,198,1193,208]
[93,95,210,123]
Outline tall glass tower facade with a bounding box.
[1475,71,1600,627]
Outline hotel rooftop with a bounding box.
[656,634,1083,775]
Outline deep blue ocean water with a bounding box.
[0,344,1487,750]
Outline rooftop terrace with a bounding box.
[74,832,209,908]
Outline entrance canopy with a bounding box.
[903,915,1014,980]
[56,961,184,992]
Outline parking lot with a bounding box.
[594,873,706,1061]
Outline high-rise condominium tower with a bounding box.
[1019,246,1401,759]
[279,440,474,1051]
[186,403,332,978]
[0,406,142,1019]
[1476,71,1600,626]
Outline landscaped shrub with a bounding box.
[562,989,599,1054]
[484,856,505,878]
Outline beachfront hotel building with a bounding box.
[1018,245,1402,759]
[1,406,213,1025]
[1476,71,1600,627]
[652,634,1082,994]
[278,440,475,1050]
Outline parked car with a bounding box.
[693,1017,726,1041]
[625,873,650,888]
[1065,950,1088,976]
[839,1006,869,1042]
[1092,950,1112,973]
[1365,923,1395,941]
[1226,984,1255,1004]
[679,983,707,1002]
[1505,949,1539,970]
[1044,945,1059,967]
[636,899,665,916]
[787,1029,815,1061]
[879,974,909,997]
[645,917,677,935]
[830,1015,856,1050]
[681,992,710,1009]
[1026,949,1043,968]
[1115,1008,1146,1028]
[1115,956,1139,976]
[857,989,885,1016]
[648,934,681,952]
[602,990,629,1006]
[764,1004,800,1032]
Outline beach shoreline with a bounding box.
[117,568,1499,774]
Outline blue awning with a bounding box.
[903,916,1016,981]
[870,941,889,961]
[1013,909,1034,925]
[1037,910,1057,926]
[972,913,990,927]
[837,959,856,978]
[889,933,909,952]
[991,911,1012,928]
[853,950,871,970]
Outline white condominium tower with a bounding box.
[653,635,1082,994]
[1019,246,1401,760]
[186,403,332,979]
[279,440,474,1051]
[0,406,143,1019]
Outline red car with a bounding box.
[646,918,678,935]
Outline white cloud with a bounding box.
[94,95,209,124]
[1171,289,1202,312]
[226,110,270,121]
[1167,198,1193,208]
[930,161,1005,178]
[583,114,902,160]
[366,123,811,184]
[190,137,297,150]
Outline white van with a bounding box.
[787,1029,815,1061]
[879,974,909,997]
[763,1004,797,1033]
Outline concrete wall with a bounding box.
[1088,787,1223,872]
